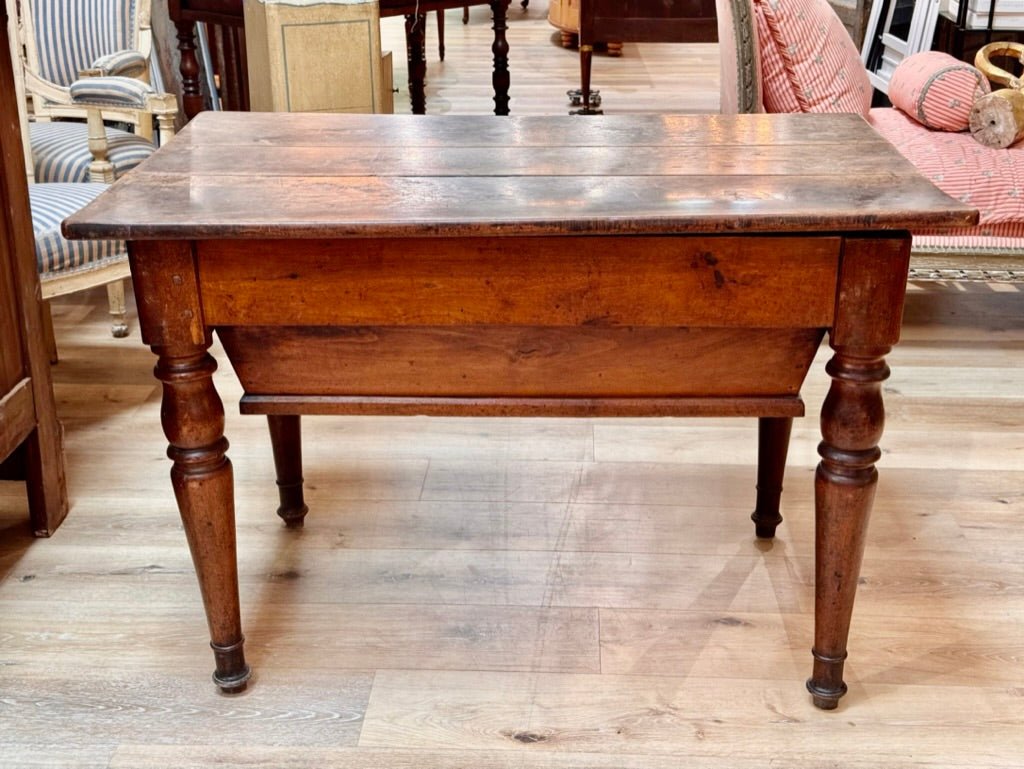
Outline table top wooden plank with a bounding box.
[63,112,977,241]
[137,144,917,178]
[164,112,900,148]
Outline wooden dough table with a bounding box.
[64,111,974,709]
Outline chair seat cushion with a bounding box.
[29,183,125,277]
[869,107,1024,252]
[30,122,155,183]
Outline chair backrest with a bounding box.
[5,0,35,180]
[19,0,149,87]
[716,0,874,117]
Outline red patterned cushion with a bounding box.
[888,51,990,131]
[869,107,1024,230]
[753,0,872,116]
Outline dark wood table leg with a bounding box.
[437,9,446,61]
[807,345,888,709]
[751,416,792,539]
[131,240,250,692]
[174,20,205,121]
[490,0,510,115]
[806,235,908,710]
[403,13,428,114]
[267,414,308,527]
[156,344,250,692]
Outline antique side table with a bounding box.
[65,112,975,709]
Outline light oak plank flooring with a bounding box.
[3,4,1024,766]
[2,275,1021,769]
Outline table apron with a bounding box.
[195,235,842,329]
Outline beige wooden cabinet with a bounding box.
[244,0,392,113]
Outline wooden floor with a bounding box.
[378,2,721,116]
[3,3,1024,767]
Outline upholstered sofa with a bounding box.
[717,0,1024,279]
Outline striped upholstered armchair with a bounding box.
[6,0,180,342]
[10,0,177,184]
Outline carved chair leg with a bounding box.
[106,280,129,338]
[267,414,309,527]
[751,416,792,539]
[85,109,115,183]
[157,345,250,692]
[807,346,888,709]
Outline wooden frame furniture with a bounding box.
[382,0,511,115]
[573,0,718,113]
[170,0,511,117]
[13,0,178,172]
[65,111,973,709]
[9,0,180,340]
[719,0,1024,278]
[1,1,68,536]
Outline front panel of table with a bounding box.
[171,233,851,418]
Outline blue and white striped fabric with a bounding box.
[31,122,154,183]
[29,183,125,276]
[70,75,153,107]
[32,0,136,87]
[90,48,146,77]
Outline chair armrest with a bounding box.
[69,76,157,109]
[83,50,149,79]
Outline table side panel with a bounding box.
[196,236,841,329]
[216,325,827,399]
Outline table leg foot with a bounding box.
[807,647,849,709]
[751,416,792,539]
[268,414,309,528]
[212,637,252,693]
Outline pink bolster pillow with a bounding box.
[888,51,991,132]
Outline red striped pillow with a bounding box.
[888,51,990,131]
[753,0,872,116]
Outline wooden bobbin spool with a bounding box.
[971,42,1024,149]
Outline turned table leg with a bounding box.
[174,20,204,121]
[807,345,889,709]
[490,0,510,115]
[751,416,792,539]
[156,344,250,692]
[267,414,308,527]
[404,12,428,114]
